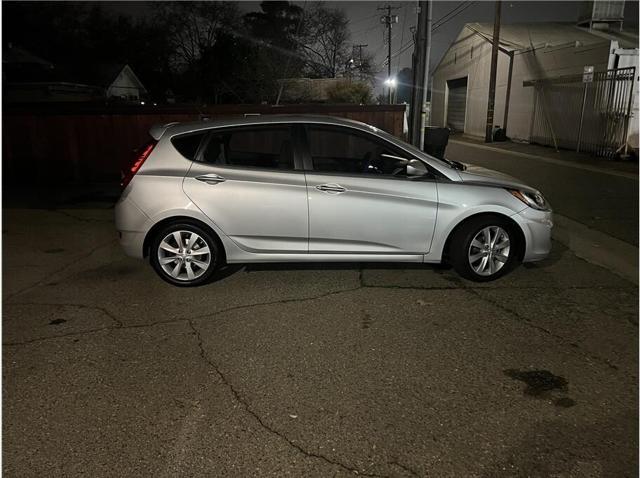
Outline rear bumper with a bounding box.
[115,195,148,259]
[513,208,553,262]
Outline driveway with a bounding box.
[3,208,638,477]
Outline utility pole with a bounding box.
[352,44,368,81]
[409,1,432,149]
[379,5,400,103]
[485,0,502,142]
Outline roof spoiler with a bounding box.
[149,122,180,141]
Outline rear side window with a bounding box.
[171,132,207,160]
[201,126,294,170]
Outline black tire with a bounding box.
[150,222,220,287]
[449,215,521,282]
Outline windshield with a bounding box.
[375,128,460,170]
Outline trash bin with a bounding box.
[424,127,450,160]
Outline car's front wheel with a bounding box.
[150,222,219,286]
[449,216,521,282]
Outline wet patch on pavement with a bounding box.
[504,369,576,407]
[504,369,568,395]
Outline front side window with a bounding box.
[306,126,409,176]
[201,126,294,170]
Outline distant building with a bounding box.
[84,64,147,102]
[3,44,147,103]
[431,2,639,157]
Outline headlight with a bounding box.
[507,189,550,211]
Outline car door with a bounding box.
[302,124,438,254]
[182,124,309,253]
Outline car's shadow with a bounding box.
[208,261,452,284]
[208,241,566,285]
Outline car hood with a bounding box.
[456,163,535,191]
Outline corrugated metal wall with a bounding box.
[528,67,635,158]
[446,78,468,132]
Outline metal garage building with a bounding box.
[430,6,639,157]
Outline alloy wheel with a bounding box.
[157,230,212,281]
[467,226,511,276]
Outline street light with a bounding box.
[384,77,397,104]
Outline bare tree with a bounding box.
[155,1,239,70]
[301,5,351,78]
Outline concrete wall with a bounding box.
[431,26,612,141]
[431,29,512,138]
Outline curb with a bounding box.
[552,214,638,285]
[449,139,639,181]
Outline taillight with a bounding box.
[121,140,157,189]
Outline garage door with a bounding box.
[446,77,468,133]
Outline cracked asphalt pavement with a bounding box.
[3,208,638,477]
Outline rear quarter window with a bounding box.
[171,132,207,160]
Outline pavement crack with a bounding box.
[444,277,623,372]
[187,319,387,478]
[388,460,421,477]
[188,285,363,321]
[4,238,116,301]
[6,301,124,327]
[3,288,364,347]
[3,325,117,346]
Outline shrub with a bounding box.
[326,81,372,104]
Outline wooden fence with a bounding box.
[3,103,407,183]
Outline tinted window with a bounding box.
[201,126,294,170]
[171,132,206,160]
[307,126,408,176]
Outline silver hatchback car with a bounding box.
[115,115,552,286]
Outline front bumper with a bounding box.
[513,208,553,262]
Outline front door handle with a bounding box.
[195,174,226,184]
[316,183,346,194]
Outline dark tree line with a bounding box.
[3,1,377,104]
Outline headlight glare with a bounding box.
[508,189,550,211]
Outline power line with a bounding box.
[385,0,477,64]
[396,2,409,71]
[432,1,470,29]
[348,12,381,27]
[351,21,383,37]
[433,1,477,31]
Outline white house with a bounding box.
[431,6,639,156]
[3,48,148,104]
[102,64,147,101]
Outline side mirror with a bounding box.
[406,159,428,177]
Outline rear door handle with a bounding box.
[195,174,226,184]
[316,183,346,194]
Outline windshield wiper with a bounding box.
[440,158,466,171]
[450,160,466,171]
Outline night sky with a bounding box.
[107,1,640,91]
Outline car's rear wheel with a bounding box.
[449,216,521,282]
[150,223,219,286]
